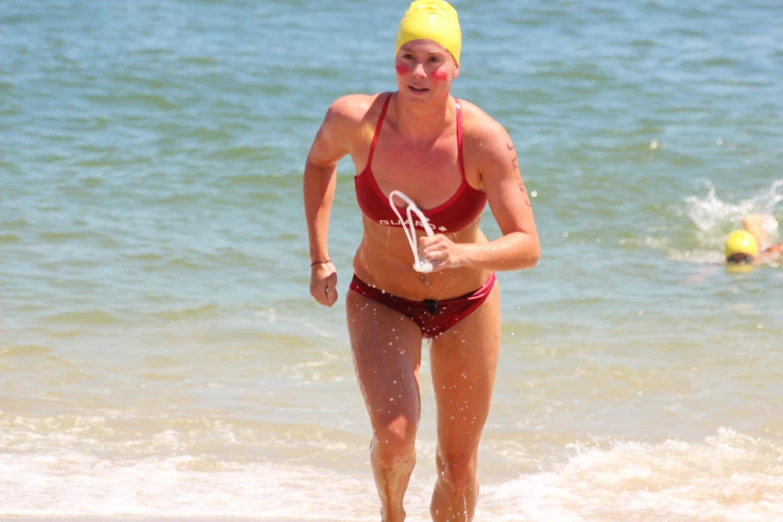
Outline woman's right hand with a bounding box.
[310,261,338,307]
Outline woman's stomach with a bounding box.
[351,219,492,301]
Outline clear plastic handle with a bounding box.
[389,190,435,273]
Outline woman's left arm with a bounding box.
[421,119,540,272]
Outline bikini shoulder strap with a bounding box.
[366,93,392,168]
[455,99,466,179]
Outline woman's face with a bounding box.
[394,39,459,102]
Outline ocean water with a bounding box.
[1,0,783,520]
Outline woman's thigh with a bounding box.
[346,290,424,436]
[429,283,501,454]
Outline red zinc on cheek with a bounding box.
[431,69,449,82]
[395,64,411,76]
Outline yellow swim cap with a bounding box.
[395,0,462,66]
[724,230,759,259]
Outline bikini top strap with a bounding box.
[455,99,466,180]
[366,93,392,168]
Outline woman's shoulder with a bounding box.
[763,242,783,255]
[456,98,514,150]
[327,92,391,125]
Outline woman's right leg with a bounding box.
[346,290,424,522]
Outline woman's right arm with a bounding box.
[742,214,770,246]
[303,96,360,306]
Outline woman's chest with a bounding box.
[362,136,464,208]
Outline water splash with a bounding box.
[684,179,782,234]
[683,180,782,256]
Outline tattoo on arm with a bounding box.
[314,108,333,143]
[507,141,530,206]
[504,141,531,206]
[507,142,520,171]
[518,180,532,207]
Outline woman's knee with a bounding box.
[371,416,417,466]
[435,451,477,491]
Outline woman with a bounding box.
[302,2,540,520]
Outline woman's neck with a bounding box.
[393,91,455,143]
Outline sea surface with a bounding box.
[1,1,782,521]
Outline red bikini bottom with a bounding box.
[348,273,496,338]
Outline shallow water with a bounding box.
[1,0,782,520]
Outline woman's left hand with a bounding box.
[419,234,465,272]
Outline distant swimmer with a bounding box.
[684,214,782,283]
[724,214,783,266]
[302,1,540,520]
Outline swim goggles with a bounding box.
[726,252,754,265]
[388,190,435,273]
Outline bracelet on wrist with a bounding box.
[310,259,331,267]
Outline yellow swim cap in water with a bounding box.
[395,0,462,66]
[724,230,759,259]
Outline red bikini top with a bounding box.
[354,94,487,233]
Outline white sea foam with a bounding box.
[685,180,782,242]
[1,428,780,521]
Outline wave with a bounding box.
[0,428,779,521]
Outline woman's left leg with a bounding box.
[428,283,501,522]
